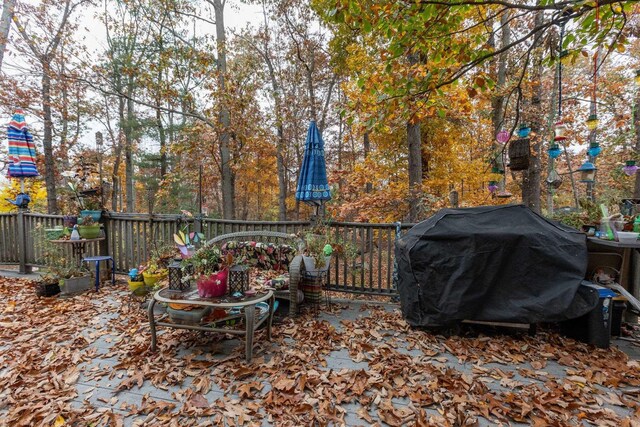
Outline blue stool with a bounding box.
[82,256,115,291]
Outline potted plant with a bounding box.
[57,264,93,295]
[183,243,229,297]
[128,268,146,295]
[35,272,61,297]
[77,215,101,239]
[141,258,169,288]
[301,232,333,276]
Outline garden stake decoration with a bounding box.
[173,229,204,258]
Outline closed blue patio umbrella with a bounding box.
[5,110,38,209]
[295,121,331,213]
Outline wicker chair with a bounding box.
[208,231,304,316]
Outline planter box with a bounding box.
[60,275,93,295]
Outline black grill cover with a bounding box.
[395,205,597,327]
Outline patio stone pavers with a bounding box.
[1,273,639,426]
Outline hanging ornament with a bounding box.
[559,50,571,66]
[517,123,531,138]
[554,122,568,141]
[488,181,499,193]
[587,142,601,157]
[496,129,510,144]
[635,70,640,86]
[548,143,562,159]
[546,170,562,189]
[586,114,599,130]
[623,160,638,176]
[577,160,597,183]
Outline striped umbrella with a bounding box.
[7,109,39,178]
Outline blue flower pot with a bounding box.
[79,210,102,222]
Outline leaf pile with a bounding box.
[0,277,639,426]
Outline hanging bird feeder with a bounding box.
[586,114,599,131]
[554,122,568,142]
[635,70,640,86]
[623,160,638,176]
[578,160,597,183]
[508,138,530,171]
[496,129,510,144]
[497,190,512,199]
[548,143,562,159]
[488,181,499,193]
[546,170,562,189]
[517,123,531,138]
[587,142,601,158]
[559,50,571,66]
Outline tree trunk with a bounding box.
[42,60,58,213]
[634,91,640,198]
[156,103,167,177]
[113,93,125,212]
[364,131,372,193]
[407,121,422,222]
[522,11,543,213]
[0,0,16,72]
[213,0,235,219]
[125,80,135,212]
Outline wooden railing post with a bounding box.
[17,210,32,274]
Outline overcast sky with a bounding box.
[0,0,266,184]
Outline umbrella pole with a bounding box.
[20,177,24,194]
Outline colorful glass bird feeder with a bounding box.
[554,122,568,142]
[623,160,638,176]
[488,181,498,193]
[496,129,510,144]
[559,50,571,66]
[548,143,561,159]
[517,123,531,138]
[586,114,599,131]
[635,70,640,86]
[587,142,601,158]
[577,160,597,183]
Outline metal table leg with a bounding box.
[267,295,274,341]
[244,304,255,362]
[148,297,157,352]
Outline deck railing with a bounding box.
[0,212,414,295]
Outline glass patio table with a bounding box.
[148,287,275,362]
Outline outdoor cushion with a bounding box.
[221,241,296,271]
[264,275,290,290]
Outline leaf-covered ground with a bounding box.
[0,276,639,426]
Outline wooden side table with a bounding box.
[50,237,105,266]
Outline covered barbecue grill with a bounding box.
[395,205,598,327]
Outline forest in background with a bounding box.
[0,0,639,224]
